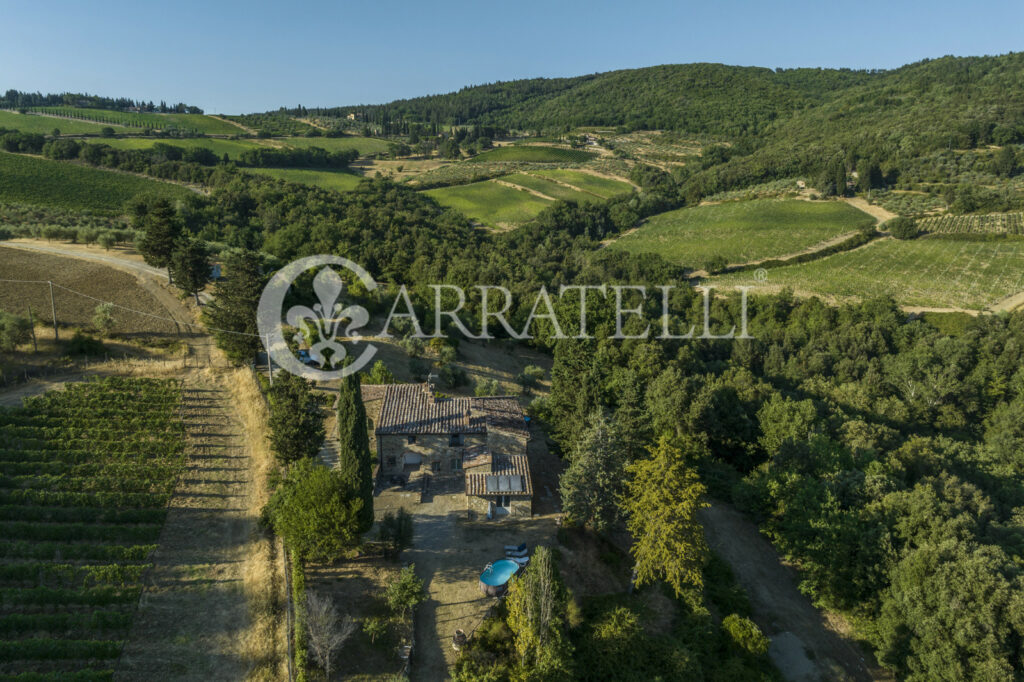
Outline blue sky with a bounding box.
[2,0,1022,114]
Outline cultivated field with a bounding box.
[609,199,875,267]
[0,153,192,212]
[715,237,1024,310]
[276,136,391,156]
[424,180,552,228]
[30,108,242,135]
[0,111,121,136]
[0,377,185,679]
[244,167,365,192]
[0,246,179,336]
[470,145,597,163]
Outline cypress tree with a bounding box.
[337,371,374,533]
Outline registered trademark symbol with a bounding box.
[754,268,768,282]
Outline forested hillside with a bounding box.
[295,54,1024,144]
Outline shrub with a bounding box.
[0,312,32,352]
[475,378,501,396]
[63,331,105,356]
[888,216,919,239]
[385,565,426,616]
[722,613,769,656]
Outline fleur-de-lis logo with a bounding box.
[256,255,378,381]
[286,267,369,368]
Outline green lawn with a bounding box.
[0,110,126,135]
[33,108,243,135]
[278,136,391,155]
[714,237,1024,310]
[501,174,597,203]
[244,167,365,192]
[609,199,875,268]
[424,180,553,228]
[469,145,597,163]
[0,152,192,212]
[531,169,633,197]
[98,137,262,159]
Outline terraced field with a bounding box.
[30,108,243,135]
[715,237,1024,310]
[0,152,193,212]
[608,199,875,268]
[0,111,122,136]
[470,145,597,163]
[425,180,552,228]
[530,169,633,197]
[0,378,185,679]
[244,167,364,192]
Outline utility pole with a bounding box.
[266,334,273,386]
[47,281,58,342]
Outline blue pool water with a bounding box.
[480,559,518,586]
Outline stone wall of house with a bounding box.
[377,433,486,475]
[466,494,532,517]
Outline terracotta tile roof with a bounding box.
[360,384,388,403]
[471,397,530,434]
[374,384,527,436]
[466,454,533,497]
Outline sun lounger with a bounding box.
[510,556,530,567]
[504,543,527,553]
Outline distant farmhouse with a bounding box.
[366,383,533,516]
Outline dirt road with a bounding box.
[700,502,888,681]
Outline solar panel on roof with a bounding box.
[509,475,524,492]
[498,476,510,492]
[485,476,498,493]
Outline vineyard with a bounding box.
[0,377,185,679]
[0,152,192,212]
[28,108,242,136]
[917,212,1024,234]
[244,167,365,192]
[608,199,876,269]
[714,237,1024,310]
[424,179,553,229]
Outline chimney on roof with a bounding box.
[426,373,439,398]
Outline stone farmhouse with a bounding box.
[368,383,533,516]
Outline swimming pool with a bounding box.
[480,559,518,588]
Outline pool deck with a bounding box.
[373,488,558,680]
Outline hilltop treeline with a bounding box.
[304,55,1023,144]
[0,89,202,114]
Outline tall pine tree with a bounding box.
[169,235,210,305]
[337,371,374,533]
[134,198,182,282]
